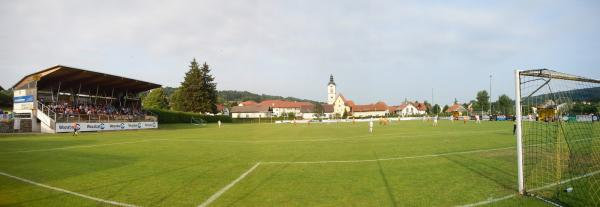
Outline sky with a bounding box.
[1,0,599,105]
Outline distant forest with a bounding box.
[524,87,600,103]
[162,87,320,105]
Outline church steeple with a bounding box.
[328,74,336,85]
[327,74,336,104]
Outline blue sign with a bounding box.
[14,95,34,103]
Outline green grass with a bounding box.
[0,120,550,206]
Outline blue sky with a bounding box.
[1,0,598,105]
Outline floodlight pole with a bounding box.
[514,70,525,195]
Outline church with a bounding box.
[326,75,355,117]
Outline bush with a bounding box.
[146,109,231,124]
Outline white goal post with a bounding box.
[515,68,600,206]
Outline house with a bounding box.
[352,101,389,117]
[300,105,316,119]
[230,105,271,118]
[413,101,428,114]
[322,104,334,119]
[395,103,420,116]
[446,103,467,117]
[259,100,313,117]
[215,104,229,115]
[238,100,257,106]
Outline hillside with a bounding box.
[162,87,320,104]
[524,86,600,103]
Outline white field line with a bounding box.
[1,139,167,154]
[456,170,600,207]
[0,171,138,207]
[456,194,516,207]
[168,129,508,144]
[262,146,515,164]
[197,162,261,207]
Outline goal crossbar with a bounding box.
[520,69,600,84]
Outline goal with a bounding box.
[515,69,600,206]
[191,117,207,126]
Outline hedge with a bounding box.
[146,109,232,124]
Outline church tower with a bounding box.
[327,74,336,104]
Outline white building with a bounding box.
[395,103,419,116]
[260,100,313,117]
[230,105,271,118]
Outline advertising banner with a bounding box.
[55,122,158,133]
[14,95,34,103]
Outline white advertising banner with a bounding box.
[55,122,158,133]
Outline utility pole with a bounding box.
[489,74,492,115]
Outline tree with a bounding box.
[178,59,218,113]
[314,104,324,118]
[442,105,449,114]
[432,104,440,114]
[142,88,168,109]
[497,94,514,115]
[169,88,185,111]
[200,62,218,114]
[342,109,348,119]
[179,59,205,112]
[475,90,490,113]
[423,101,432,114]
[0,88,12,108]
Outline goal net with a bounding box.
[191,117,207,126]
[516,69,600,206]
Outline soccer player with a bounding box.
[433,115,438,126]
[218,120,221,128]
[72,122,78,136]
[475,115,481,124]
[369,119,374,133]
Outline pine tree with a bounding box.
[180,59,205,112]
[200,62,218,113]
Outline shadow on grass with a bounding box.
[1,150,137,206]
[0,139,98,153]
[444,154,516,192]
[373,151,398,207]
[225,155,306,207]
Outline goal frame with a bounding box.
[515,68,600,196]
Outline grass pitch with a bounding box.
[0,120,549,206]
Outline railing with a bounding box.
[37,102,57,121]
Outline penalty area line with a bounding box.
[455,169,600,207]
[197,162,261,207]
[262,146,515,164]
[0,171,138,207]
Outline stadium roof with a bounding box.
[12,65,161,94]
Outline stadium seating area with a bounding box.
[39,100,153,123]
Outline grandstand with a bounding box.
[11,65,160,133]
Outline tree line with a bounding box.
[141,59,320,113]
